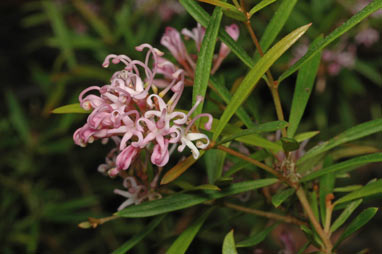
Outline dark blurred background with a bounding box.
[1,0,381,253]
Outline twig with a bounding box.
[224,202,307,226]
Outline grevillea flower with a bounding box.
[74,30,214,209]
[114,176,162,211]
[181,23,205,52]
[161,23,240,78]
[212,24,240,74]
[74,41,212,173]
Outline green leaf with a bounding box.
[354,60,382,87]
[205,149,227,184]
[193,6,223,125]
[210,76,254,128]
[280,137,299,152]
[213,24,310,141]
[111,214,166,254]
[294,131,320,142]
[279,0,382,82]
[198,0,237,10]
[334,185,363,193]
[248,0,277,17]
[5,90,30,144]
[331,145,380,161]
[335,207,378,248]
[51,103,90,114]
[296,241,311,254]
[192,184,221,191]
[180,0,255,68]
[334,180,382,206]
[319,171,335,225]
[199,117,282,151]
[298,119,382,166]
[167,208,214,254]
[72,0,113,44]
[236,224,277,247]
[331,199,362,233]
[224,150,269,177]
[117,179,278,217]
[218,121,288,145]
[42,1,76,68]
[301,153,382,182]
[309,190,320,222]
[257,0,299,54]
[160,153,202,185]
[287,36,322,138]
[223,230,238,254]
[272,188,295,208]
[223,9,247,22]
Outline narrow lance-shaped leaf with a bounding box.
[205,148,227,184]
[320,172,335,225]
[271,188,295,208]
[223,230,238,254]
[280,137,299,152]
[334,207,378,248]
[42,1,76,68]
[72,0,113,43]
[296,241,311,254]
[256,0,299,55]
[210,76,255,128]
[236,224,278,247]
[197,0,237,10]
[294,131,320,142]
[5,90,30,143]
[224,150,269,177]
[249,0,277,18]
[302,153,382,182]
[192,6,223,125]
[334,185,363,193]
[179,0,255,67]
[112,214,166,254]
[354,59,382,87]
[167,208,214,254]
[331,199,362,233]
[297,119,382,166]
[217,121,288,145]
[51,103,90,114]
[287,36,322,138]
[199,117,282,151]
[160,152,203,185]
[334,180,382,206]
[117,179,278,218]
[213,24,310,141]
[279,0,382,82]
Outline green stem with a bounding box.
[242,8,287,137]
[296,187,333,253]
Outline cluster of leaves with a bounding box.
[2,0,382,253]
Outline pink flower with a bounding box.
[181,23,206,52]
[161,23,240,77]
[115,145,140,173]
[355,28,380,47]
[114,176,162,211]
[151,139,170,167]
[212,24,240,74]
[74,42,212,180]
[161,27,189,64]
[114,177,147,210]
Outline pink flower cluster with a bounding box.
[159,23,240,80]
[73,23,239,210]
[73,43,213,177]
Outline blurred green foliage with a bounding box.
[1,0,381,253]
